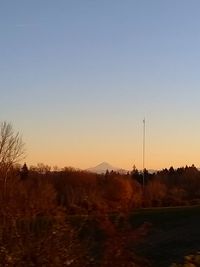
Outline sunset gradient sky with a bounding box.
[1,0,200,170]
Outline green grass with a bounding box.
[129,206,200,267]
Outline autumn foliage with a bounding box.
[0,163,200,266]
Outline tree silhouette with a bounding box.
[0,121,25,179]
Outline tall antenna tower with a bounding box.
[143,118,145,188]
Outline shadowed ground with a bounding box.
[129,206,200,267]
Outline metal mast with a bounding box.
[143,118,145,188]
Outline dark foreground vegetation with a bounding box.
[0,167,148,267]
[1,163,200,266]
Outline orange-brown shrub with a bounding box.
[99,174,134,212]
[0,172,89,267]
[145,180,167,207]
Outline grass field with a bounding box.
[129,206,200,267]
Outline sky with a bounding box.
[1,0,200,170]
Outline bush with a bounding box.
[170,252,200,267]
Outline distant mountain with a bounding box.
[148,169,158,174]
[87,162,127,174]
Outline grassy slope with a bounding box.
[129,206,200,267]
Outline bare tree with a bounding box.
[0,121,25,176]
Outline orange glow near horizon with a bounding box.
[26,134,200,171]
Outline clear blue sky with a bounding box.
[1,0,200,169]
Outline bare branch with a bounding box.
[0,121,25,173]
